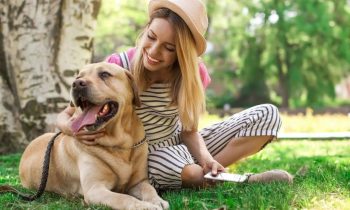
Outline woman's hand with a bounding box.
[56,105,105,145]
[71,129,105,145]
[201,158,226,176]
[181,130,226,176]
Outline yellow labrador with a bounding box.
[19,62,169,210]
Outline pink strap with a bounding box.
[199,62,211,88]
[106,53,122,65]
[105,48,136,67]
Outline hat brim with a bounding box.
[148,1,207,56]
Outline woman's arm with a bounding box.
[56,106,76,136]
[181,130,225,175]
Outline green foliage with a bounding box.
[93,0,147,61]
[206,0,350,108]
[93,0,350,108]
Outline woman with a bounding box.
[57,0,292,190]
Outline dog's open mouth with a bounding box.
[71,98,119,133]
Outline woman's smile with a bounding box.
[146,52,161,66]
[141,18,177,73]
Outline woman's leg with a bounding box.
[200,104,292,183]
[148,144,197,190]
[150,104,285,189]
[181,136,275,188]
[200,104,282,167]
[181,164,205,188]
[214,135,274,167]
[181,104,282,188]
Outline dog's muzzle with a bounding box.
[70,79,119,133]
[72,79,89,105]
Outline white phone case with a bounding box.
[204,172,248,183]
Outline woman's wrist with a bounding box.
[56,106,75,135]
[198,155,214,167]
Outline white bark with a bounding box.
[0,76,27,153]
[2,0,62,107]
[57,0,101,89]
[0,0,101,153]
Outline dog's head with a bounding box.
[70,62,140,133]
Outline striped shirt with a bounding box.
[106,49,212,149]
[135,83,181,146]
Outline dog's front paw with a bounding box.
[149,197,169,210]
[131,201,164,210]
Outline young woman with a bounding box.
[57,0,291,190]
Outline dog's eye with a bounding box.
[99,71,112,80]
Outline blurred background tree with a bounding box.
[93,0,350,109]
[93,0,147,61]
[204,0,350,108]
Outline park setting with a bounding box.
[1,0,350,209]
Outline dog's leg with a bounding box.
[79,163,161,210]
[84,185,162,210]
[128,180,169,209]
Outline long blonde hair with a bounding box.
[132,8,206,131]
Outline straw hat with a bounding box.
[148,0,208,56]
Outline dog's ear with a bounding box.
[124,71,141,107]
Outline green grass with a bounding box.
[1,140,349,210]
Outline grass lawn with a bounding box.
[1,139,349,210]
[1,113,349,209]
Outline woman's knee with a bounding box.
[253,104,282,133]
[181,164,204,187]
[263,104,281,122]
[256,103,280,117]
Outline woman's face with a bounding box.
[141,18,177,74]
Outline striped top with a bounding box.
[106,51,183,147]
[135,83,181,145]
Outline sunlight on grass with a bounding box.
[223,140,350,210]
[199,112,350,132]
[308,194,350,210]
[280,113,350,133]
[261,140,350,158]
[198,113,224,129]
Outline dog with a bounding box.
[19,62,169,210]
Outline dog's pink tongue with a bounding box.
[71,105,103,133]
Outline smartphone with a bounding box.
[204,172,248,183]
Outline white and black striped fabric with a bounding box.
[147,104,282,189]
[135,83,182,150]
[117,52,282,190]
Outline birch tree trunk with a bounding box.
[0,0,101,154]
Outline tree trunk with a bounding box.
[0,0,101,154]
[277,50,289,108]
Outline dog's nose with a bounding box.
[73,79,87,89]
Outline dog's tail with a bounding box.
[0,132,61,201]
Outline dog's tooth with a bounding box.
[98,104,110,116]
[104,104,109,113]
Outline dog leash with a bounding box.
[0,132,61,201]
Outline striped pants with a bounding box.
[147,104,282,189]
